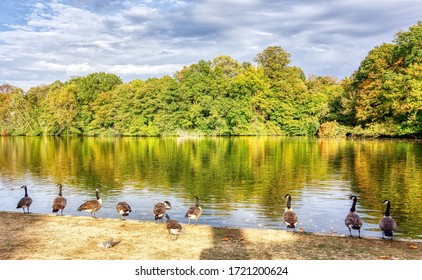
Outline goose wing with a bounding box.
[379,217,397,232]
[167,220,183,234]
[116,202,131,214]
[17,196,32,208]
[53,196,67,211]
[283,210,298,227]
[77,200,101,211]
[153,203,167,216]
[345,212,362,229]
[185,206,202,218]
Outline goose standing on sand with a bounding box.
[282,194,298,230]
[379,200,397,240]
[116,202,132,220]
[153,201,172,221]
[185,196,202,225]
[16,185,32,214]
[165,214,183,240]
[345,195,363,238]
[52,184,67,215]
[77,188,102,218]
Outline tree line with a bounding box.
[1,22,421,137]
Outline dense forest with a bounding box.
[1,22,421,137]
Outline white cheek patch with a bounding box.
[170,229,181,234]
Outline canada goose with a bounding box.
[345,195,363,238]
[116,202,132,220]
[379,200,397,240]
[16,185,32,214]
[165,214,183,240]
[185,196,202,225]
[77,188,102,218]
[153,201,171,221]
[282,194,298,230]
[52,184,67,215]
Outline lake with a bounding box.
[0,136,421,240]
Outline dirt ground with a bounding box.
[0,211,421,260]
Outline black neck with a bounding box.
[58,185,63,196]
[384,201,391,216]
[286,196,291,209]
[350,199,357,212]
[195,197,199,207]
[96,190,100,200]
[24,186,28,197]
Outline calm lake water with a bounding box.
[1,136,421,240]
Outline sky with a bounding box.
[0,0,421,91]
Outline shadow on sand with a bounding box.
[199,227,251,260]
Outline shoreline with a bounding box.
[1,211,421,260]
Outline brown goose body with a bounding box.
[116,202,132,220]
[165,214,183,240]
[153,201,171,221]
[185,196,202,225]
[345,195,363,238]
[16,185,32,214]
[379,200,397,240]
[77,189,102,218]
[282,194,298,229]
[52,184,67,215]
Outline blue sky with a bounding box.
[0,0,421,90]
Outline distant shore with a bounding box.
[1,211,421,260]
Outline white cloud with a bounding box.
[106,63,185,75]
[29,61,94,75]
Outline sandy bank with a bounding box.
[0,211,420,260]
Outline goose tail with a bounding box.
[384,230,394,237]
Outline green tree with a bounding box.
[0,84,39,135]
[254,46,291,79]
[41,84,78,135]
[70,72,122,134]
[350,22,422,136]
[392,21,422,67]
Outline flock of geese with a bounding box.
[16,185,397,240]
[16,184,202,239]
[282,194,397,240]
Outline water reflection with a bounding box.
[0,136,421,239]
